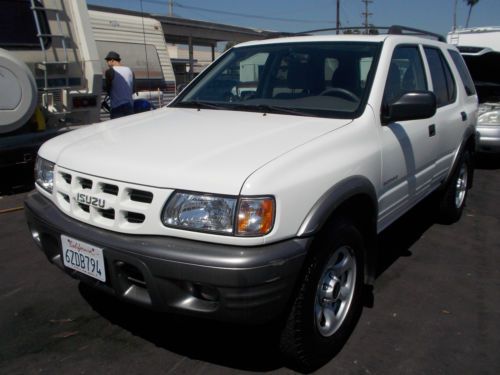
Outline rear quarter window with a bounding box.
[448,49,476,96]
[424,47,457,107]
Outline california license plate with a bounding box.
[61,235,106,282]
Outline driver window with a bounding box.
[186,51,269,102]
[383,46,427,104]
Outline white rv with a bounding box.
[448,27,500,152]
[0,0,102,192]
[89,9,177,113]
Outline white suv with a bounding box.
[26,27,478,371]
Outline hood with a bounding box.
[463,52,500,104]
[40,107,350,194]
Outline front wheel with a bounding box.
[280,218,365,371]
[438,150,472,224]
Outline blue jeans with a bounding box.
[110,103,134,119]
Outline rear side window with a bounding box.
[0,0,50,49]
[448,49,476,96]
[424,47,457,107]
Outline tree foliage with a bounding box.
[464,0,480,28]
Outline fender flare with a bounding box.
[444,125,476,186]
[297,175,378,237]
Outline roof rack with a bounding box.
[295,25,446,42]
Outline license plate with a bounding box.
[61,235,106,282]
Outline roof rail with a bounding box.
[296,25,446,42]
[387,25,446,42]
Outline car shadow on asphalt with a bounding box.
[79,282,284,372]
[475,153,500,170]
[375,195,437,281]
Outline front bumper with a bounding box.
[25,191,309,324]
[476,125,500,153]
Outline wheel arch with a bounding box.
[445,125,476,188]
[297,175,378,284]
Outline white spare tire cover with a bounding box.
[0,48,37,134]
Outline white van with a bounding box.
[448,27,500,152]
[89,9,177,116]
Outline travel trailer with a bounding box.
[88,8,177,116]
[448,27,500,152]
[0,0,102,192]
[0,1,178,192]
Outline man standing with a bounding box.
[104,51,134,119]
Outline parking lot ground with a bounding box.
[1,155,499,375]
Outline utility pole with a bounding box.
[336,0,340,34]
[168,0,174,16]
[453,0,458,30]
[362,0,373,34]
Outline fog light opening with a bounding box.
[193,283,219,302]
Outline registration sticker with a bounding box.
[61,235,106,282]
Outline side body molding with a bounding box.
[297,175,378,237]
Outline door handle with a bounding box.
[429,124,436,137]
[461,112,467,121]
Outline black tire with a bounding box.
[438,150,472,224]
[280,217,365,372]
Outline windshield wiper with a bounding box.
[233,103,319,117]
[176,100,226,110]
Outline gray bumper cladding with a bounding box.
[24,191,309,324]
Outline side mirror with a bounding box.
[381,91,437,124]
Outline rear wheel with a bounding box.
[438,150,472,224]
[280,218,365,371]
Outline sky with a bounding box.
[86,0,500,37]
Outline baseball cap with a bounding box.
[105,51,121,61]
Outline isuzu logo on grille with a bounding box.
[75,191,109,209]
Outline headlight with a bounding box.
[478,110,500,126]
[163,192,237,234]
[35,156,55,193]
[162,192,275,236]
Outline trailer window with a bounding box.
[96,41,164,81]
[0,0,50,49]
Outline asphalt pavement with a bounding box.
[1,154,499,375]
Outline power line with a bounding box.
[141,0,336,24]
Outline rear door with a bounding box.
[423,46,467,183]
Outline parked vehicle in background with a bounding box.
[448,27,500,153]
[88,8,177,120]
[0,0,101,193]
[26,27,477,371]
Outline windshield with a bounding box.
[463,52,500,104]
[173,42,381,118]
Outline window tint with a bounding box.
[383,45,427,104]
[448,49,476,96]
[0,0,50,49]
[424,47,457,107]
